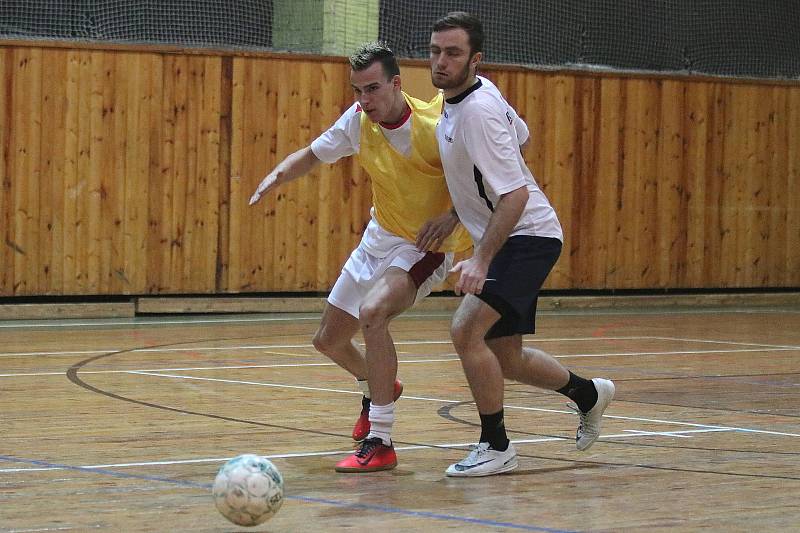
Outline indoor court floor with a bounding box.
[2,304,799,531]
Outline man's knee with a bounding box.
[358,299,391,332]
[313,326,341,355]
[450,315,482,353]
[451,299,500,354]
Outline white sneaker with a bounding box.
[445,442,518,477]
[571,378,615,451]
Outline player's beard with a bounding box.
[432,60,473,91]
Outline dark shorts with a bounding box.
[477,236,562,340]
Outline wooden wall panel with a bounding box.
[767,86,788,286]
[0,42,798,296]
[544,75,577,288]
[0,49,8,293]
[314,62,349,289]
[227,58,369,294]
[683,82,710,287]
[11,47,40,294]
[657,80,688,288]
[593,78,624,288]
[571,77,599,288]
[787,87,800,286]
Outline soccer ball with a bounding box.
[212,454,284,526]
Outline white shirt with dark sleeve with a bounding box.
[436,76,563,245]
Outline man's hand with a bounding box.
[450,256,490,296]
[416,210,459,252]
[249,171,281,206]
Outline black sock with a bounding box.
[479,410,509,451]
[556,371,598,412]
[361,395,370,412]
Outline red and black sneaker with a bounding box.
[351,379,404,442]
[335,437,397,472]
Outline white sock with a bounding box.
[356,378,371,398]
[367,401,395,446]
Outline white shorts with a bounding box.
[328,241,454,319]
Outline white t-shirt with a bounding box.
[310,103,415,257]
[436,76,563,244]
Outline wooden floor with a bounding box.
[2,304,799,532]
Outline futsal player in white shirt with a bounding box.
[430,12,615,477]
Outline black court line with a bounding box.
[437,404,800,475]
[65,336,353,441]
[65,338,799,486]
[514,452,800,482]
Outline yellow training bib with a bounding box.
[356,91,471,253]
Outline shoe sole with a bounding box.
[445,463,519,477]
[577,378,615,451]
[445,458,518,477]
[334,461,397,473]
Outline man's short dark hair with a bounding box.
[349,41,400,79]
[432,11,484,55]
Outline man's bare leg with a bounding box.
[487,336,569,390]
[334,267,417,473]
[359,267,417,406]
[312,303,364,377]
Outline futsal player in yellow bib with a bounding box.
[249,42,471,472]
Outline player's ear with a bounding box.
[391,74,401,89]
[471,52,482,68]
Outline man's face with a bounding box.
[350,61,399,123]
[430,28,478,91]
